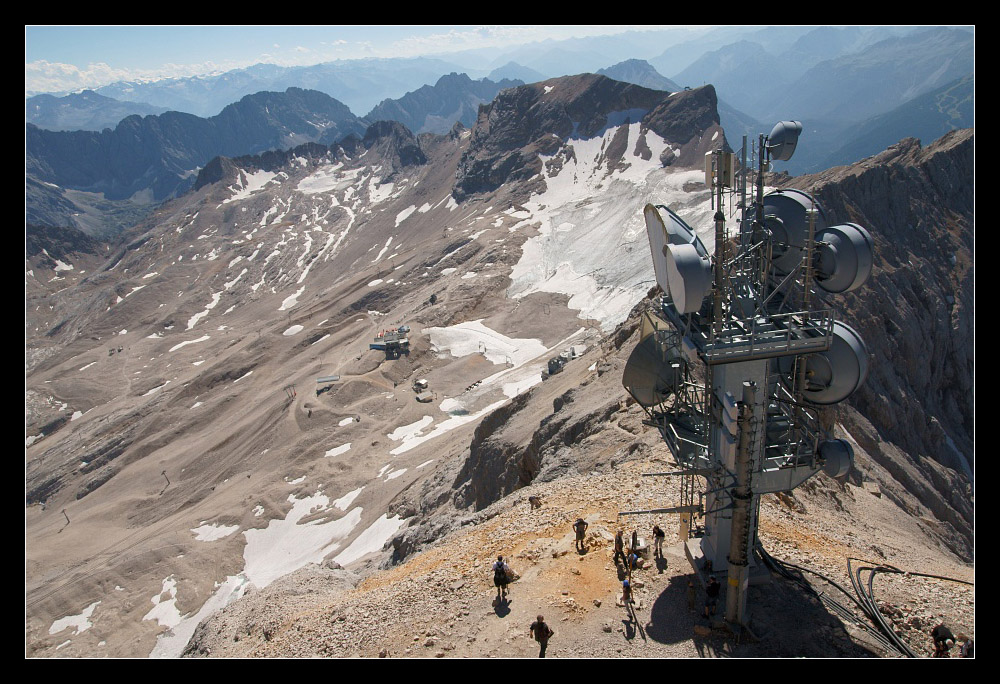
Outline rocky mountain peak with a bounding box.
[454,74,723,200]
[361,119,427,171]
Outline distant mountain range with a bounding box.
[25,90,170,131]
[26,88,368,234]
[365,73,522,135]
[92,57,471,118]
[814,74,974,172]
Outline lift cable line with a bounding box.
[622,121,875,632]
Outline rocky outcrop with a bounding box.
[454,74,724,200]
[361,120,427,174]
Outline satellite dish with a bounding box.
[814,223,874,293]
[777,321,869,405]
[758,189,828,275]
[643,204,671,294]
[666,243,712,314]
[643,204,712,312]
[622,332,683,407]
[767,121,803,162]
[818,438,854,478]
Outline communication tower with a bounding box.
[621,122,874,628]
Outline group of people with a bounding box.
[492,520,974,659]
[492,555,554,658]
[613,525,667,608]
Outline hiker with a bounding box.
[529,614,554,658]
[652,524,665,558]
[492,556,510,602]
[621,578,633,606]
[704,575,721,618]
[629,551,640,571]
[613,530,626,566]
[932,623,956,657]
[686,579,697,612]
[573,518,589,551]
[960,637,974,658]
[631,529,639,553]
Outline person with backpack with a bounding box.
[573,518,589,551]
[529,614,554,657]
[492,555,510,602]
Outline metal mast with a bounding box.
[622,121,875,630]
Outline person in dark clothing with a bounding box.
[932,624,955,657]
[652,525,665,558]
[573,518,588,551]
[492,556,510,602]
[529,614,553,657]
[613,530,626,566]
[704,575,721,618]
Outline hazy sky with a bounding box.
[25,25,676,93]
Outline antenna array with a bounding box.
[622,122,874,628]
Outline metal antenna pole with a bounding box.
[725,381,755,626]
[712,150,726,341]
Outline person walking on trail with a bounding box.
[492,556,510,602]
[704,575,721,619]
[932,623,956,657]
[652,524,665,558]
[573,518,589,551]
[529,615,554,658]
[686,579,697,612]
[613,530,626,566]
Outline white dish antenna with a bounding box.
[818,438,854,478]
[622,331,683,407]
[643,203,712,314]
[814,223,874,293]
[777,321,870,405]
[759,189,828,275]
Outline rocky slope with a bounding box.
[25,74,974,658]
[786,129,974,560]
[180,298,975,659]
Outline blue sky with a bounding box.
[25,25,663,94]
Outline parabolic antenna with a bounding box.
[767,121,803,162]
[777,321,869,405]
[814,223,874,294]
[666,243,713,314]
[643,203,712,313]
[622,332,683,407]
[758,189,828,275]
[818,438,854,478]
[644,204,671,294]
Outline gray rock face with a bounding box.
[787,129,974,558]
[454,74,724,200]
